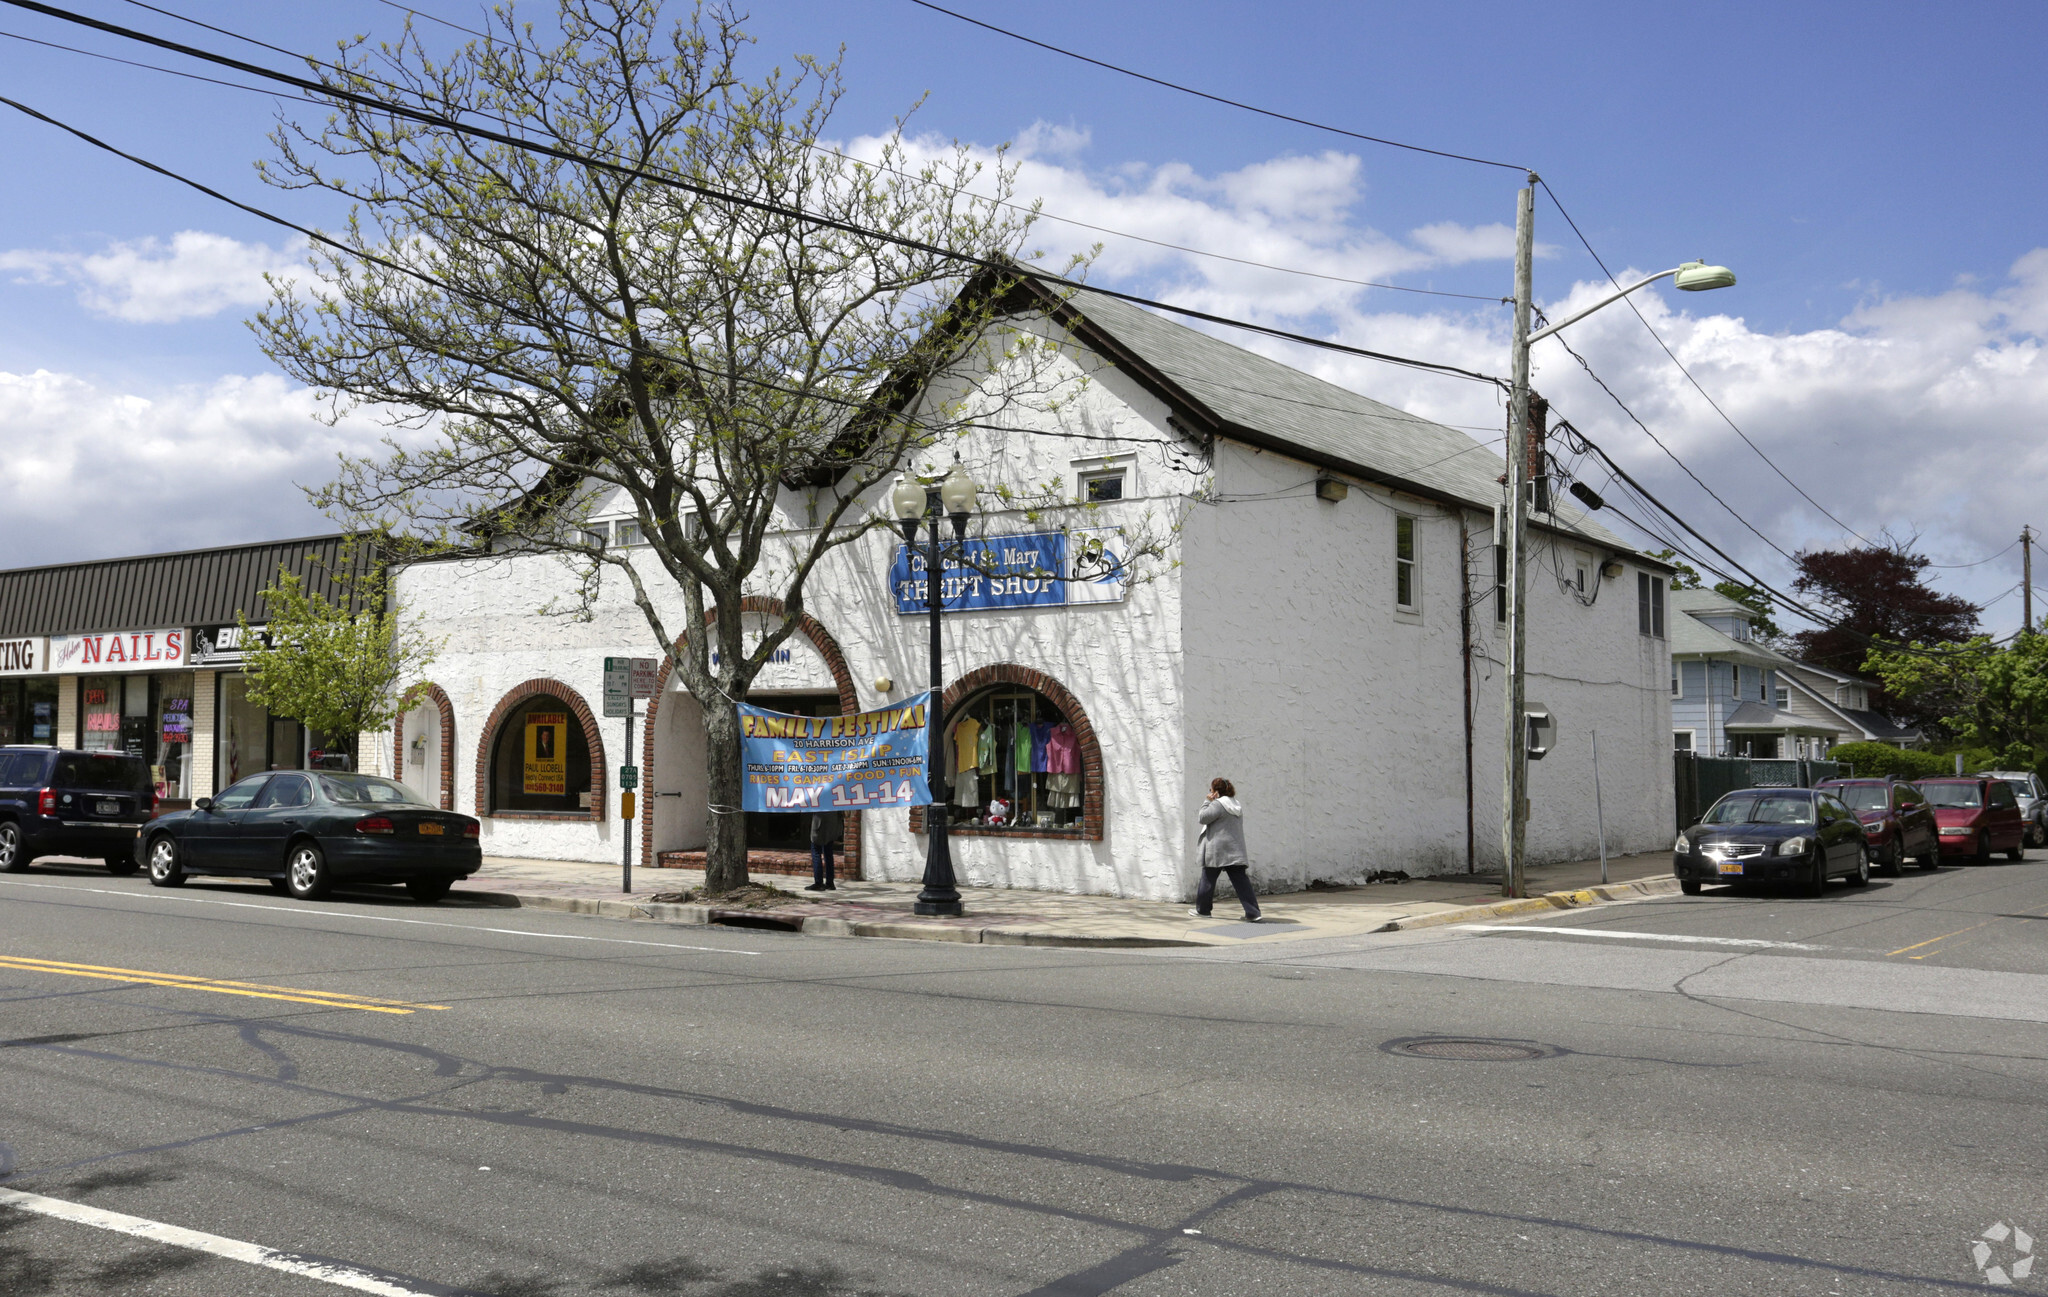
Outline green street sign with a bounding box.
[618,765,639,789]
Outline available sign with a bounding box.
[50,629,186,673]
[889,529,1126,615]
[524,712,568,795]
[738,692,933,812]
[0,638,46,675]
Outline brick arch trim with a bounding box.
[909,664,1104,842]
[639,596,864,875]
[391,682,456,811]
[475,679,608,821]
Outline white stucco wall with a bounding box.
[1180,441,1672,887]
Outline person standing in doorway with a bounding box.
[1191,777,1261,922]
[806,811,843,891]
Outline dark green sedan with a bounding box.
[136,771,481,902]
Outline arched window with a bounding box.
[490,693,594,814]
[943,684,1086,833]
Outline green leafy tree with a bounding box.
[254,2,1081,892]
[1863,635,2048,771]
[238,560,441,762]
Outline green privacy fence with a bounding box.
[1673,754,1846,828]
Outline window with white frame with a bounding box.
[1775,685,1788,709]
[1574,551,1592,594]
[612,518,646,547]
[1081,469,1125,503]
[1671,663,1681,697]
[1673,730,1695,752]
[1071,453,1134,505]
[1493,543,1508,624]
[1395,515,1419,610]
[1637,572,1665,637]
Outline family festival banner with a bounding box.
[738,692,933,813]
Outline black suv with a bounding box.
[0,746,156,874]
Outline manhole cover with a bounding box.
[1381,1036,1555,1062]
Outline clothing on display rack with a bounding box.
[977,720,996,774]
[1029,720,1052,773]
[953,769,979,807]
[952,716,981,775]
[1046,722,1078,775]
[1045,770,1081,808]
[1012,720,1032,782]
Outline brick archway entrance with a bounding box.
[474,679,609,821]
[640,597,864,878]
[391,682,456,810]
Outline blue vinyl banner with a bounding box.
[891,531,1067,614]
[738,692,933,812]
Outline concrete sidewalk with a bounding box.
[453,851,1679,948]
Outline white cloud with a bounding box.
[0,369,379,567]
[0,231,306,323]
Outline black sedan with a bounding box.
[137,771,480,902]
[1673,787,1870,897]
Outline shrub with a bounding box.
[1829,742,1951,780]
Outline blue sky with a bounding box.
[3,1,2046,630]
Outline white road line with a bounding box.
[0,878,757,955]
[0,1186,443,1295]
[1453,923,1826,950]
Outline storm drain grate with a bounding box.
[1386,1038,1550,1062]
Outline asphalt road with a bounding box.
[1,851,2044,1296]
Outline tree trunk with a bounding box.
[701,696,750,893]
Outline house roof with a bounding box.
[1840,707,1921,742]
[1670,607,1784,665]
[1724,701,1843,735]
[1047,286,1646,557]
[0,534,374,637]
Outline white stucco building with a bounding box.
[378,285,1677,901]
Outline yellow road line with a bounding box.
[1886,918,1999,958]
[0,955,446,1014]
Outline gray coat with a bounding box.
[809,811,844,848]
[1197,796,1249,870]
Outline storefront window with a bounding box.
[0,678,58,745]
[217,672,306,784]
[80,676,122,752]
[944,687,1084,832]
[490,695,592,814]
[154,672,195,803]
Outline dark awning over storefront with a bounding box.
[0,534,375,637]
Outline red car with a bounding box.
[1916,777,2027,862]
[1814,778,1940,873]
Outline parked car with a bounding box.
[1979,770,2048,846]
[0,746,155,875]
[1674,787,1870,896]
[1916,776,2027,862]
[136,770,479,901]
[1814,777,1940,874]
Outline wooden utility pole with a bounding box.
[2025,526,2035,635]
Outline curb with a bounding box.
[460,888,1204,948]
[1374,874,1680,932]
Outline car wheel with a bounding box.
[404,877,453,903]
[103,854,138,877]
[1974,831,1992,863]
[1917,848,1940,870]
[2008,840,2026,861]
[1679,879,1703,896]
[285,842,332,900]
[1879,838,1904,877]
[146,835,186,888]
[1848,845,1871,887]
[0,822,25,873]
[2029,822,2046,847]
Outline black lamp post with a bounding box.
[892,463,977,916]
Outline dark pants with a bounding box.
[1195,865,1259,919]
[811,843,836,886]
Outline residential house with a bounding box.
[1670,588,1841,758]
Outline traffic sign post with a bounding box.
[603,658,660,892]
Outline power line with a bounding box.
[0,0,1504,387]
[900,0,1528,173]
[1536,178,1872,545]
[72,4,1507,306]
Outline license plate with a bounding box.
[417,822,444,835]
[1716,860,1744,875]
[95,800,119,815]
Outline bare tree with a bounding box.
[257,1,1077,890]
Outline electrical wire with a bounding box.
[0,0,1503,387]
[1922,539,2022,568]
[1536,178,1872,545]
[108,0,1504,304]
[900,0,1528,173]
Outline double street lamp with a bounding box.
[1499,172,1736,898]
[891,462,979,917]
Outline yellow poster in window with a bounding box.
[524,712,567,795]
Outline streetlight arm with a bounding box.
[1526,267,1681,345]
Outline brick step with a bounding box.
[656,848,861,880]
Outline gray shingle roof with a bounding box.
[1063,288,1631,551]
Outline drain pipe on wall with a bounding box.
[1459,516,1477,874]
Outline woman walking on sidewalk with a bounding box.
[1191,777,1261,922]
[806,811,842,891]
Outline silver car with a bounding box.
[1981,770,2048,847]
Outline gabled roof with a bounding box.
[1671,609,1784,665]
[1839,708,1922,743]
[1037,285,1648,558]
[1725,701,1842,735]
